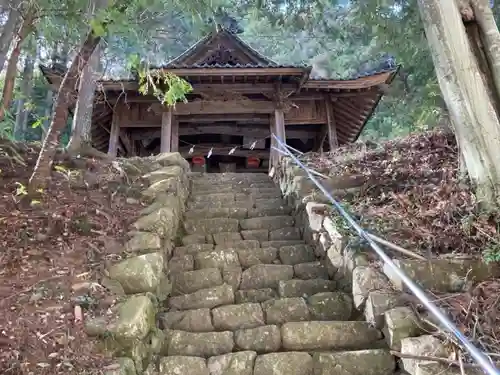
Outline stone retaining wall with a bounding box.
[84,152,191,375]
[273,156,488,375]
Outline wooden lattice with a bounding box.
[199,44,242,66]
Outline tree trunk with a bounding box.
[13,39,35,141]
[417,0,500,206]
[470,0,500,98]
[29,31,103,190]
[42,45,68,139]
[0,1,21,72]
[0,7,35,122]
[66,43,101,153]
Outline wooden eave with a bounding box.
[325,67,400,145]
[155,66,306,77]
[39,61,398,147]
[303,71,393,90]
[39,64,393,95]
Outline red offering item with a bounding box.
[192,156,205,166]
[246,157,260,168]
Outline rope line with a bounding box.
[271,134,500,375]
[179,136,270,158]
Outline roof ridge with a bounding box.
[162,27,278,68]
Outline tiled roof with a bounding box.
[309,67,398,81]
[163,28,278,68]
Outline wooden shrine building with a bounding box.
[40,26,398,172]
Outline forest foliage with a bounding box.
[2,0,500,144]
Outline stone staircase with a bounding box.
[157,173,396,375]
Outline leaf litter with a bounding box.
[301,129,500,364]
[0,139,144,374]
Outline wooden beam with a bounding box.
[171,117,179,152]
[156,67,306,77]
[130,125,317,141]
[152,100,276,116]
[120,114,269,127]
[324,94,339,149]
[108,106,121,156]
[160,108,172,153]
[106,89,379,104]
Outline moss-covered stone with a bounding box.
[110,295,156,345]
[108,253,164,294]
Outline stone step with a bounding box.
[241,229,269,242]
[237,247,279,268]
[261,240,305,248]
[161,292,353,333]
[189,246,280,270]
[212,303,265,330]
[192,192,236,203]
[163,320,382,357]
[169,254,195,273]
[159,349,395,375]
[183,206,292,220]
[238,187,282,196]
[159,308,214,332]
[262,297,310,325]
[191,173,271,182]
[214,240,261,251]
[235,288,278,304]
[183,218,239,235]
[240,264,294,290]
[278,244,316,265]
[307,292,353,321]
[191,182,274,192]
[188,200,252,210]
[171,268,224,296]
[278,279,337,298]
[255,197,287,207]
[221,267,243,291]
[212,232,242,245]
[234,325,281,354]
[186,198,289,212]
[173,244,214,257]
[168,284,235,310]
[237,292,353,321]
[181,234,213,246]
[270,226,302,241]
[293,261,329,280]
[248,206,293,218]
[281,321,383,351]
[234,191,282,200]
[193,250,241,270]
[240,216,294,231]
[191,183,277,194]
[166,330,234,357]
[184,207,248,220]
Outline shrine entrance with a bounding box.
[40,25,398,173]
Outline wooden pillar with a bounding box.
[324,95,339,149]
[274,108,286,143]
[171,117,179,152]
[269,114,276,171]
[160,108,172,153]
[108,108,120,156]
[269,107,287,172]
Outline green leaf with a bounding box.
[90,18,106,37]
